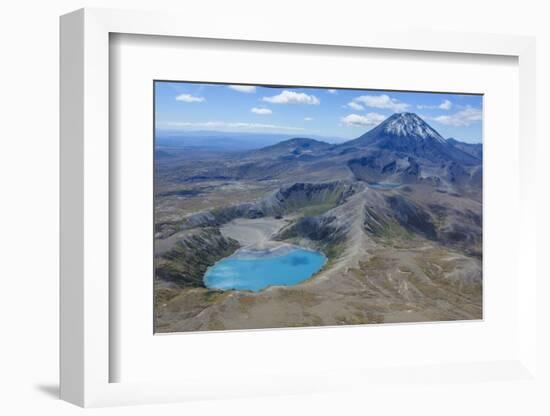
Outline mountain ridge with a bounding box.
[247,137,332,159]
[156,112,482,198]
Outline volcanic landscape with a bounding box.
[154,113,483,332]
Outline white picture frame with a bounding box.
[60,7,538,407]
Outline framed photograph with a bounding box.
[153,81,484,334]
[60,8,538,407]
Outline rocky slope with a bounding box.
[155,181,357,238]
[156,227,240,287]
[447,138,483,160]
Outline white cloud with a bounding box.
[439,99,452,110]
[417,99,453,110]
[341,113,386,128]
[353,94,409,112]
[160,121,304,132]
[347,101,364,111]
[433,107,482,126]
[304,117,314,121]
[228,85,256,93]
[262,90,320,105]
[327,89,337,94]
[175,93,205,103]
[251,107,272,115]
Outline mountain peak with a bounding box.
[338,113,479,165]
[378,113,445,143]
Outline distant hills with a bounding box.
[246,138,332,159]
[156,113,482,196]
[155,130,347,151]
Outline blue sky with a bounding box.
[155,82,483,143]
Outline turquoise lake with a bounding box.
[204,246,326,292]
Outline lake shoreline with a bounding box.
[203,244,327,292]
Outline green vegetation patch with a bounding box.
[156,228,240,288]
[296,202,337,217]
[324,241,347,264]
